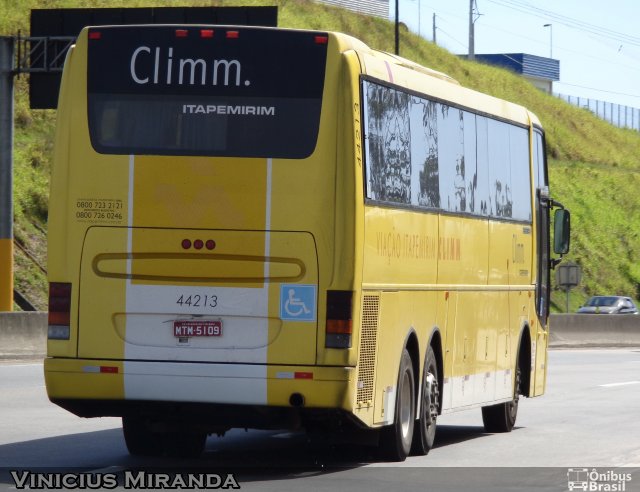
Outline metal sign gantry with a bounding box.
[0,34,74,311]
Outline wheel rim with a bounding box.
[426,369,439,427]
[509,368,521,420]
[400,371,413,439]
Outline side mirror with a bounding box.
[553,208,570,255]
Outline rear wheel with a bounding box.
[164,430,207,458]
[482,366,521,433]
[411,345,439,455]
[122,416,164,457]
[122,417,207,458]
[379,349,416,461]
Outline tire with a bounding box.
[379,349,416,461]
[481,366,521,433]
[411,345,439,455]
[122,416,164,457]
[165,431,207,458]
[122,416,207,458]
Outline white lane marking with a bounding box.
[599,381,640,388]
[1,363,43,367]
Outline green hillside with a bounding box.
[3,0,640,312]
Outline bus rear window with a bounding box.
[87,26,328,158]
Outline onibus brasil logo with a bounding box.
[567,468,633,491]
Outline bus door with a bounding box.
[533,130,550,396]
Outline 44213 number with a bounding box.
[176,294,218,309]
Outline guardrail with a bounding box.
[549,314,640,348]
[1,312,639,360]
[0,312,47,359]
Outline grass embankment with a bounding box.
[3,0,640,311]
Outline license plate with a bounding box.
[173,320,222,337]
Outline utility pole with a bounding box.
[544,23,553,58]
[468,0,480,60]
[433,13,437,44]
[0,37,14,311]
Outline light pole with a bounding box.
[468,0,480,61]
[405,0,422,38]
[544,23,553,58]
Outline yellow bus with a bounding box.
[45,25,570,461]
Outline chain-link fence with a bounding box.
[556,93,640,131]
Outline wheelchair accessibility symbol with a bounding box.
[280,285,316,322]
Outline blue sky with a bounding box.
[390,0,640,109]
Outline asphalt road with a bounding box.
[1,349,639,491]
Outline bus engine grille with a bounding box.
[356,294,380,406]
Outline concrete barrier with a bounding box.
[549,314,640,347]
[1,312,639,360]
[0,311,47,359]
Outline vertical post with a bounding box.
[0,37,14,311]
[468,0,475,60]
[395,0,400,55]
[543,24,553,58]
[618,104,621,127]
[433,13,437,44]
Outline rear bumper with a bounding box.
[44,358,355,416]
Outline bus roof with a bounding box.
[74,25,542,129]
[325,30,541,128]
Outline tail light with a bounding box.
[325,290,353,348]
[48,282,71,340]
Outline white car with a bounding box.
[577,296,639,314]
